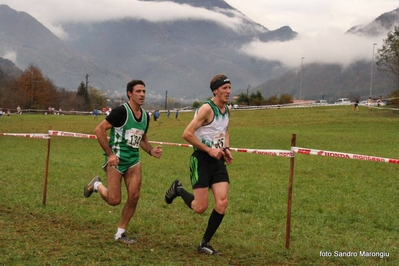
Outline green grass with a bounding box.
[0,106,398,265]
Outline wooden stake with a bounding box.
[285,134,296,249]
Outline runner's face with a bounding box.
[215,83,231,103]
[129,85,146,106]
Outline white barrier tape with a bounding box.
[292,147,399,164]
[149,141,192,148]
[0,133,50,139]
[48,131,294,158]
[231,147,294,157]
[150,141,294,157]
[48,130,97,139]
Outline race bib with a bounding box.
[213,132,225,149]
[125,129,144,148]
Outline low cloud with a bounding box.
[240,28,385,69]
[5,0,246,39]
[2,0,391,69]
[1,50,18,65]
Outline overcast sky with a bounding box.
[1,0,398,68]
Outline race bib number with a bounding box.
[125,129,144,148]
[213,132,225,149]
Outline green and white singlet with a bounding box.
[194,99,229,149]
[106,103,148,173]
[190,99,230,188]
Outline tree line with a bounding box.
[0,64,108,112]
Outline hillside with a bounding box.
[0,2,296,100]
[256,6,399,102]
[0,5,130,91]
[0,2,398,103]
[255,62,395,102]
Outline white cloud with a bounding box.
[1,50,18,65]
[2,0,246,38]
[1,0,396,68]
[225,0,399,34]
[240,29,384,69]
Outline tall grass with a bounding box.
[0,105,398,265]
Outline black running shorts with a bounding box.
[189,150,229,189]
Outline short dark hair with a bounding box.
[126,79,145,99]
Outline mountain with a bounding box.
[0,2,297,101]
[0,5,130,91]
[0,57,22,78]
[255,62,394,102]
[59,0,296,100]
[255,7,399,102]
[347,7,399,36]
[1,2,397,103]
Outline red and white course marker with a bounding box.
[292,147,399,164]
[149,141,192,148]
[48,130,97,139]
[0,133,50,139]
[230,147,294,157]
[48,132,293,157]
[150,141,294,157]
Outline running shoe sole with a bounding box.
[84,176,101,198]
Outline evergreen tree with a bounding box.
[76,81,90,110]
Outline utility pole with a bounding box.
[165,90,168,110]
[299,57,305,100]
[370,43,377,98]
[85,74,89,91]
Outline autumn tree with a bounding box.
[265,95,279,105]
[88,86,107,110]
[0,68,11,107]
[279,93,294,104]
[17,65,56,109]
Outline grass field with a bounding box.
[0,105,398,265]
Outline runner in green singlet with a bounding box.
[84,79,163,244]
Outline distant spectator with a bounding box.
[367,97,372,111]
[154,110,160,121]
[7,109,11,116]
[167,109,170,118]
[354,100,359,112]
[17,105,21,114]
[175,109,179,119]
[93,108,99,119]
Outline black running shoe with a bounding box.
[84,176,101,198]
[116,233,135,244]
[197,242,222,255]
[164,180,182,204]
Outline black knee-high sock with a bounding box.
[177,187,194,209]
[202,209,224,244]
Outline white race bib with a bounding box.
[213,132,226,149]
[125,129,144,148]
